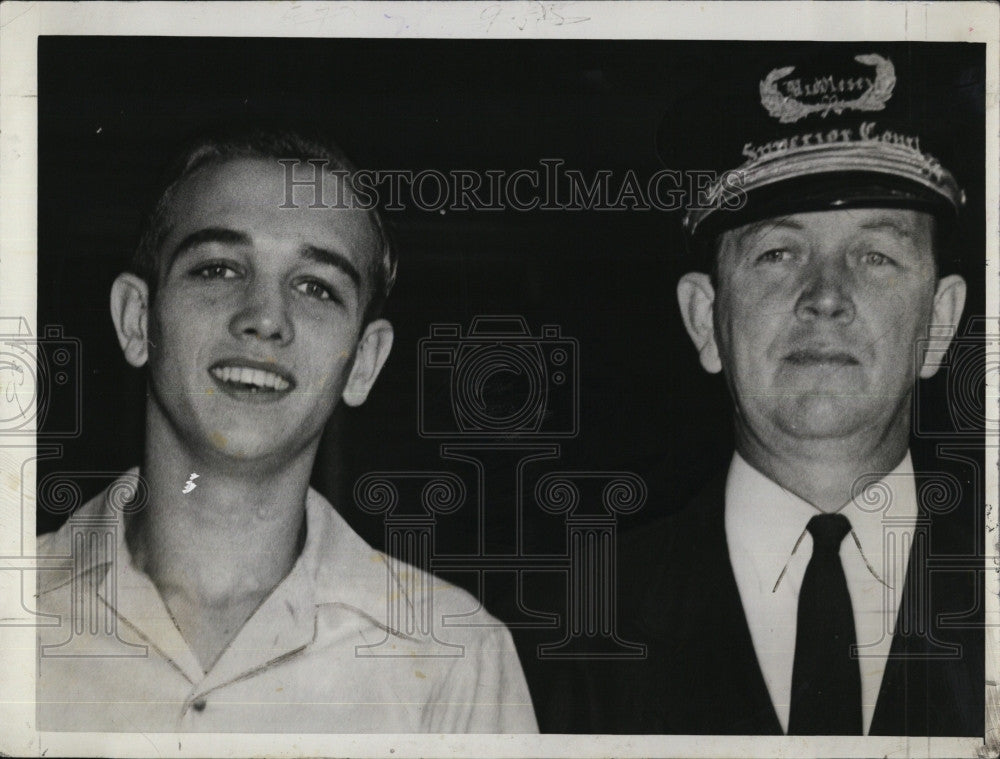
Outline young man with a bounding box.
[547,47,984,736]
[36,130,537,733]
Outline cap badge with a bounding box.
[760,53,896,124]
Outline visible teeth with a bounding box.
[211,366,290,391]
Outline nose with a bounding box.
[229,280,294,345]
[794,259,856,324]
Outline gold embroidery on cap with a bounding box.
[759,53,896,124]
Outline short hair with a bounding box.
[131,127,397,324]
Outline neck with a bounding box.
[734,415,910,512]
[127,404,319,605]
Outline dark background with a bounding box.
[36,38,986,696]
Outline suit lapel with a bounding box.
[871,448,984,736]
[633,474,782,734]
[617,449,982,736]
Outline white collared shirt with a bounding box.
[725,452,918,735]
[36,472,538,733]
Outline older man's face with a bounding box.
[685,208,964,447]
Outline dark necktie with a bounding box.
[788,513,863,735]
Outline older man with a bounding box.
[552,46,984,736]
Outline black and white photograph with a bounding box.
[1,2,997,757]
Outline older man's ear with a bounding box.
[677,272,722,374]
[919,274,967,380]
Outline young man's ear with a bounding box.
[919,274,967,379]
[677,272,722,374]
[110,273,151,368]
[342,319,394,407]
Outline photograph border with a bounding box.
[2,2,997,757]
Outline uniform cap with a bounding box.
[657,45,981,250]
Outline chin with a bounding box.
[196,423,300,464]
[771,397,874,441]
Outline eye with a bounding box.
[861,251,895,267]
[755,247,793,264]
[191,262,239,279]
[294,279,336,302]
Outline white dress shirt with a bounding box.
[725,452,918,735]
[36,472,538,733]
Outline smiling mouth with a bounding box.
[784,349,860,366]
[209,364,294,393]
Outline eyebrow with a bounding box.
[300,244,362,289]
[169,227,250,271]
[167,226,362,289]
[735,218,804,246]
[857,217,918,240]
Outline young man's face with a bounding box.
[116,157,392,466]
[678,207,966,449]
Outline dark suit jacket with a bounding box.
[537,449,984,735]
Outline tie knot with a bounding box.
[806,513,852,552]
